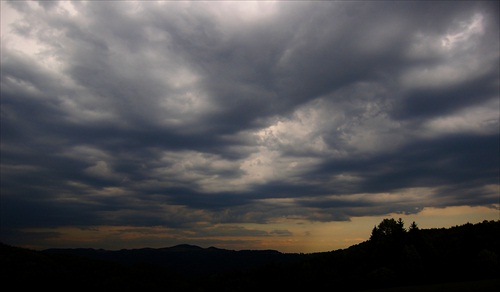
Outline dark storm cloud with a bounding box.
[393,73,498,121]
[1,0,498,243]
[315,134,499,193]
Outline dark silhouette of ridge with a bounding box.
[2,219,499,291]
[43,242,296,277]
[160,243,204,251]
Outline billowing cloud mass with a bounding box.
[1,1,498,252]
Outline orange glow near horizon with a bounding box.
[14,205,499,253]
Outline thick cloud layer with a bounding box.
[1,1,498,248]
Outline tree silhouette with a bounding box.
[370,218,406,241]
[409,221,418,232]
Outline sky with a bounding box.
[1,1,499,253]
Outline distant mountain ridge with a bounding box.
[43,243,298,276]
[160,243,205,251]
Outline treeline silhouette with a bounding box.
[1,219,499,291]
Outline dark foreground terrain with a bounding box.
[2,219,499,291]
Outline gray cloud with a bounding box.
[1,1,498,246]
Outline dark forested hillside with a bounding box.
[273,219,500,290]
[43,243,303,276]
[2,220,499,291]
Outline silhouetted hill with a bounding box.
[43,243,301,276]
[0,243,190,290]
[162,243,205,251]
[286,219,500,290]
[2,220,499,291]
